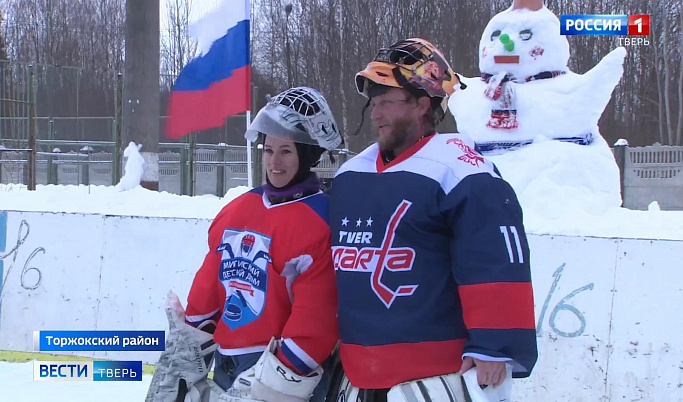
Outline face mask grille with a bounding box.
[271,88,323,117]
[374,40,430,67]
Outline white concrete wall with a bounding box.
[0,211,210,363]
[0,211,681,400]
[516,235,683,400]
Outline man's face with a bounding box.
[369,88,419,153]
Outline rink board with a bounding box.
[0,210,681,401]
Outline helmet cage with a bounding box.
[245,87,342,150]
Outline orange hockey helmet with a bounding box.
[355,38,465,121]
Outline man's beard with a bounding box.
[374,116,415,154]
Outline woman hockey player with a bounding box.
[146,87,342,402]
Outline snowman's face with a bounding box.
[479,6,569,78]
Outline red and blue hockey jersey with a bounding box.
[330,133,537,389]
[186,187,338,374]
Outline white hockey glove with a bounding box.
[228,337,323,402]
[462,365,513,402]
[386,372,468,402]
[145,291,218,402]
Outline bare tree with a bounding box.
[676,3,682,145]
[1,0,125,129]
[2,0,681,147]
[0,7,7,61]
[161,0,197,79]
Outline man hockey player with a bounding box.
[146,87,342,402]
[328,38,538,401]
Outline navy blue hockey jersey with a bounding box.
[329,133,537,389]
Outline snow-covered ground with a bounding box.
[0,183,250,220]
[2,161,682,241]
[0,361,152,401]
[1,156,682,401]
[485,138,683,240]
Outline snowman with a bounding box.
[450,0,626,152]
[449,0,627,217]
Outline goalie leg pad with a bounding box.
[330,372,361,402]
[213,352,262,392]
[387,373,468,402]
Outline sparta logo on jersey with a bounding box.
[333,200,418,308]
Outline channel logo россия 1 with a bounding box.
[560,15,650,36]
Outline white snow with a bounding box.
[116,142,146,192]
[648,200,661,212]
[0,183,250,219]
[479,6,569,78]
[481,137,682,240]
[443,1,683,240]
[0,362,152,402]
[1,147,682,241]
[451,2,626,145]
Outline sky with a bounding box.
[160,0,224,35]
[159,0,223,61]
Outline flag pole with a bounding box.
[246,0,253,188]
[246,110,253,188]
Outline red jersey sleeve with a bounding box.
[186,218,223,327]
[277,227,339,374]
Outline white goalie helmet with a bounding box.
[245,87,343,150]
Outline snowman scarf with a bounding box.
[481,70,566,130]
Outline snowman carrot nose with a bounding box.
[499,33,515,52]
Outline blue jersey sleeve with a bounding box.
[442,172,538,378]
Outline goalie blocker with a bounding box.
[145,291,218,402]
[146,292,328,402]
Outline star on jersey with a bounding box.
[366,217,373,227]
[356,218,362,227]
[341,217,349,226]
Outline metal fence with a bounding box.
[0,139,349,196]
[0,60,299,193]
[616,144,683,211]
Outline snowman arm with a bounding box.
[576,47,627,93]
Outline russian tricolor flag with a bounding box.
[165,0,250,139]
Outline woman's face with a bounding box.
[264,136,299,188]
